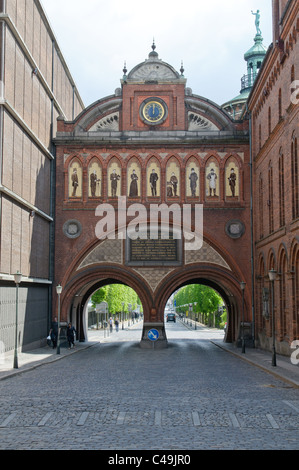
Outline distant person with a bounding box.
[49,317,58,349]
[67,323,76,349]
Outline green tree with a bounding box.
[91,284,141,315]
[174,284,223,325]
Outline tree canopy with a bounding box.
[91,284,141,315]
[174,284,223,314]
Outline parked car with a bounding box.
[166,313,176,322]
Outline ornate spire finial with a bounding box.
[122,61,127,81]
[180,60,184,77]
[149,38,158,59]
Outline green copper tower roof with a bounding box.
[222,9,267,119]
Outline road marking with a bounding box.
[0,412,17,427]
[229,413,240,428]
[266,414,279,429]
[283,401,299,413]
[116,411,126,425]
[38,412,53,427]
[192,412,201,426]
[77,412,89,426]
[155,411,162,426]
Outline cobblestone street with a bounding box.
[0,321,299,451]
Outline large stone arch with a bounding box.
[58,264,154,343]
[153,263,247,345]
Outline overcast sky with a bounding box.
[40,0,273,109]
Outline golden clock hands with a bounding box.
[152,103,155,113]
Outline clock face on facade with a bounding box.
[140,98,167,125]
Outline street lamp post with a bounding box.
[240,281,246,354]
[56,284,62,355]
[122,302,124,330]
[13,271,22,369]
[269,269,277,367]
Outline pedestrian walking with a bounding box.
[115,317,119,332]
[67,322,76,349]
[49,317,58,349]
[109,317,113,333]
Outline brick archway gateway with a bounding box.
[57,256,247,348]
[54,45,252,349]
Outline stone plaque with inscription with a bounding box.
[126,231,182,266]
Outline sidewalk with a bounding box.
[1,325,299,388]
[0,321,140,381]
[211,339,299,388]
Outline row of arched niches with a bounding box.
[65,153,245,202]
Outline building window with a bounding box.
[291,135,299,219]
[259,175,264,238]
[295,250,299,340]
[259,124,262,151]
[291,64,295,85]
[279,251,287,339]
[268,163,274,233]
[279,152,285,227]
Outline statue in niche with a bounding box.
[228,168,237,197]
[251,10,261,35]
[71,168,79,196]
[149,168,159,196]
[189,168,198,197]
[110,168,120,197]
[129,169,138,197]
[207,168,217,197]
[167,172,178,197]
[90,169,101,197]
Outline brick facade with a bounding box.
[248,0,299,355]
[54,47,251,347]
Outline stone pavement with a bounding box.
[0,319,299,388]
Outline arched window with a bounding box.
[279,151,285,227]
[291,134,298,219]
[257,254,266,331]
[278,89,282,120]
[268,162,274,233]
[291,64,295,84]
[259,174,264,239]
[291,243,299,341]
[268,251,276,336]
[295,249,299,340]
[279,249,288,339]
[259,124,262,151]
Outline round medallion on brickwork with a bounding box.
[225,220,245,239]
[63,219,82,239]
